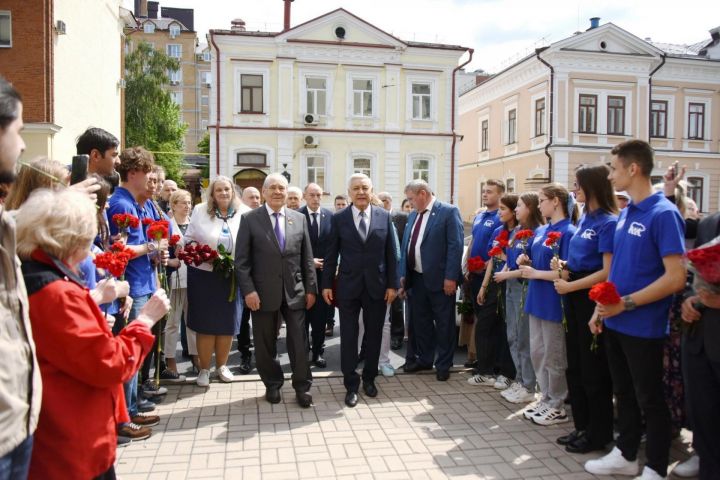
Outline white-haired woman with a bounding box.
[17,188,169,480]
[182,176,250,387]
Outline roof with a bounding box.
[139,17,192,32]
[650,40,706,57]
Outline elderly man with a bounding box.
[242,186,262,209]
[323,174,399,407]
[157,179,178,214]
[286,186,303,210]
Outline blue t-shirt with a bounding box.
[107,187,156,297]
[506,226,538,271]
[488,225,510,272]
[469,209,500,261]
[567,210,617,272]
[605,192,685,339]
[77,255,97,289]
[524,218,577,322]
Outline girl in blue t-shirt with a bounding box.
[518,183,577,426]
[491,192,545,405]
[552,164,618,453]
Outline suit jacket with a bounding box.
[399,199,464,292]
[299,206,333,261]
[235,207,317,312]
[322,205,399,301]
[685,212,720,362]
[391,210,408,245]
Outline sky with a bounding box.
[122,0,720,73]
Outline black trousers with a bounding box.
[605,328,671,477]
[252,303,312,392]
[305,269,328,356]
[390,296,404,340]
[338,287,385,392]
[236,305,252,360]
[564,285,613,446]
[683,336,720,480]
[472,274,514,378]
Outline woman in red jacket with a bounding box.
[15,188,170,480]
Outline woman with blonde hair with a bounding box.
[5,157,69,210]
[182,176,250,387]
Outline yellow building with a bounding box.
[208,8,470,202]
[458,21,720,221]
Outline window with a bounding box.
[686,177,704,211]
[200,119,208,130]
[166,44,181,58]
[202,50,211,62]
[201,95,209,106]
[411,83,431,120]
[169,24,180,38]
[507,109,516,144]
[143,22,155,33]
[352,79,373,117]
[607,96,625,135]
[306,77,327,116]
[0,11,11,48]
[169,91,182,105]
[168,69,181,84]
[306,156,326,190]
[579,94,597,133]
[650,100,667,138]
[412,158,430,183]
[478,182,485,207]
[481,120,489,151]
[202,71,212,86]
[688,103,705,140]
[352,158,371,177]
[506,178,515,193]
[240,74,263,113]
[235,153,267,167]
[535,98,546,136]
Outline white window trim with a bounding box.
[684,170,710,213]
[143,21,155,33]
[346,71,379,119]
[347,151,378,186]
[504,173,517,193]
[299,68,334,121]
[476,177,486,209]
[650,94,675,147]
[406,153,436,189]
[0,11,12,48]
[530,93,547,138]
[405,74,438,124]
[201,71,212,86]
[201,95,209,106]
[683,97,712,151]
[169,23,180,38]
[478,112,490,162]
[168,68,181,85]
[503,103,518,155]
[301,151,331,192]
[573,87,633,142]
[170,90,183,105]
[202,50,211,62]
[229,145,275,175]
[234,65,270,115]
[166,43,182,58]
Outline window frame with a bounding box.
[411,82,432,120]
[688,102,705,140]
[481,119,489,152]
[169,23,180,38]
[534,98,546,137]
[352,78,374,117]
[507,108,517,145]
[166,43,182,59]
[0,11,12,48]
[305,76,327,116]
[686,176,704,211]
[143,22,155,34]
[305,155,328,191]
[201,71,212,86]
[607,95,626,136]
[240,74,264,114]
[578,94,597,134]
[235,152,267,167]
[167,68,181,85]
[352,157,372,177]
[650,100,668,138]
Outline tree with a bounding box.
[197,132,210,179]
[124,41,187,182]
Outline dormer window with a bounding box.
[143,22,155,34]
[169,24,180,38]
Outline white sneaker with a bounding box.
[467,374,496,386]
[217,365,234,383]
[379,363,395,377]
[523,401,548,420]
[584,446,639,476]
[633,466,666,480]
[531,407,569,426]
[196,368,210,387]
[672,455,699,478]
[493,375,511,390]
[500,382,521,400]
[507,386,537,404]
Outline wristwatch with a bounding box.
[622,295,636,311]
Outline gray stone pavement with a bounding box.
[117,367,694,480]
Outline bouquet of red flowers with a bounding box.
[495,229,510,248]
[514,229,534,253]
[112,213,139,243]
[146,220,169,241]
[686,237,720,294]
[178,243,219,266]
[94,242,134,279]
[178,242,236,301]
[467,256,486,273]
[588,281,622,351]
[544,231,562,248]
[169,234,181,248]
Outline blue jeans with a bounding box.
[122,293,151,419]
[0,435,33,480]
[505,278,536,389]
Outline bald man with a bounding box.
[242,186,261,209]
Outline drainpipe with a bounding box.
[535,47,554,182]
[209,32,221,176]
[648,53,666,141]
[450,48,474,204]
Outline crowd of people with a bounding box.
[1,72,719,480]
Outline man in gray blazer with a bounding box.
[236,173,318,408]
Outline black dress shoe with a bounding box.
[436,370,450,381]
[325,325,334,337]
[464,360,478,369]
[390,338,403,350]
[402,362,433,373]
[238,358,252,375]
[312,355,327,368]
[565,435,604,454]
[266,388,281,404]
[345,391,358,408]
[296,392,313,408]
[556,430,584,446]
[362,381,378,398]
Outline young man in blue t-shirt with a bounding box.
[585,140,686,480]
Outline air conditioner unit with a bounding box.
[55,20,67,35]
[304,113,319,126]
[169,80,180,86]
[304,135,319,148]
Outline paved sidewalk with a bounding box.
[116,371,693,480]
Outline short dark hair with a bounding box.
[334,194,348,202]
[611,139,654,177]
[0,76,22,130]
[486,179,506,194]
[117,146,155,182]
[76,127,119,156]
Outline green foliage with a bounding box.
[124,41,187,183]
[197,132,210,179]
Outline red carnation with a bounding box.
[146,221,169,241]
[112,213,140,230]
[495,229,510,248]
[169,234,181,247]
[467,256,485,273]
[142,218,154,226]
[588,281,622,305]
[488,246,503,258]
[515,229,533,241]
[544,231,562,247]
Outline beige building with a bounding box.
[458,21,720,221]
[208,8,470,203]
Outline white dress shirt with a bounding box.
[409,196,436,273]
[266,203,286,239]
[351,204,371,235]
[307,207,321,231]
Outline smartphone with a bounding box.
[70,154,89,185]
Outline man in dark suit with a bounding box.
[235,173,317,408]
[399,179,464,381]
[322,174,399,408]
[300,183,334,368]
[681,212,720,479]
[379,191,408,350]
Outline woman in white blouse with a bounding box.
[182,176,250,387]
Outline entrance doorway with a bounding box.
[233,168,267,192]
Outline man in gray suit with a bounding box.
[236,173,317,407]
